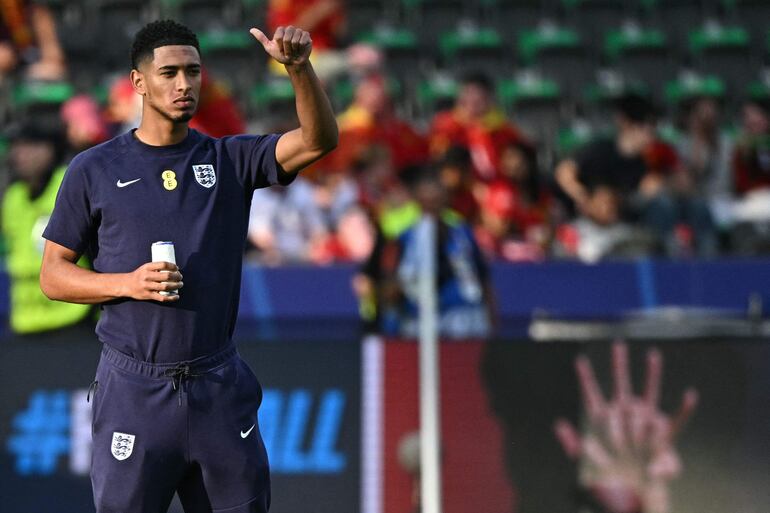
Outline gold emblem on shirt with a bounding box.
[162,170,177,191]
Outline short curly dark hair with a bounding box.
[130,20,200,70]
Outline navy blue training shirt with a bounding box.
[43,129,291,363]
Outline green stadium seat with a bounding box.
[417,74,459,117]
[664,74,726,105]
[332,77,402,111]
[439,24,506,76]
[604,24,675,89]
[250,78,297,121]
[199,29,261,97]
[498,73,563,140]
[518,23,590,97]
[688,23,752,99]
[357,26,420,82]
[556,121,595,156]
[747,81,770,101]
[13,81,75,108]
[722,0,770,43]
[642,0,710,52]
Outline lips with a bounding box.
[174,97,195,108]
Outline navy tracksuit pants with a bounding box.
[90,343,270,513]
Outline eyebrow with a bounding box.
[157,63,201,72]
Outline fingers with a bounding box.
[279,26,292,57]
[670,388,698,439]
[145,270,183,283]
[249,27,270,47]
[262,25,310,61]
[576,355,607,420]
[145,261,178,273]
[273,26,285,51]
[554,418,582,459]
[643,348,663,409]
[149,279,184,292]
[612,341,632,403]
[152,291,180,303]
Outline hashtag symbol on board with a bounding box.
[6,390,71,475]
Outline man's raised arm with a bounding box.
[250,26,338,175]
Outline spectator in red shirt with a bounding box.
[475,140,550,261]
[429,72,529,182]
[328,74,427,175]
[189,68,246,138]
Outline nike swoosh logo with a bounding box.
[117,178,141,188]
[241,424,256,438]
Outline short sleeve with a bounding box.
[223,133,295,190]
[42,157,95,254]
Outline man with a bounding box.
[429,72,528,182]
[2,122,91,334]
[39,19,337,513]
[555,94,677,257]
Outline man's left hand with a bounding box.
[250,26,312,67]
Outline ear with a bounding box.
[130,69,146,96]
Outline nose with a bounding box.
[176,72,192,95]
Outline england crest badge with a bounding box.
[111,432,135,461]
[192,164,216,188]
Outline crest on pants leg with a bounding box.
[111,432,135,461]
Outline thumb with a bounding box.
[249,28,270,48]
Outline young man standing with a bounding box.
[39,19,337,513]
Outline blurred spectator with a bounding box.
[672,96,732,252]
[430,72,529,182]
[247,178,329,265]
[2,122,91,333]
[676,96,733,204]
[0,0,65,81]
[732,98,770,195]
[329,74,427,175]
[105,77,142,136]
[267,0,347,79]
[189,69,246,138]
[359,169,494,339]
[728,98,770,253]
[474,140,550,262]
[313,205,376,264]
[555,94,710,258]
[60,94,109,158]
[436,146,480,223]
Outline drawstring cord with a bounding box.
[163,364,201,406]
[87,380,98,403]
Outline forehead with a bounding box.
[147,45,201,68]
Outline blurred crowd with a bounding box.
[3,0,770,337]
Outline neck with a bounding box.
[616,132,640,157]
[135,110,189,146]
